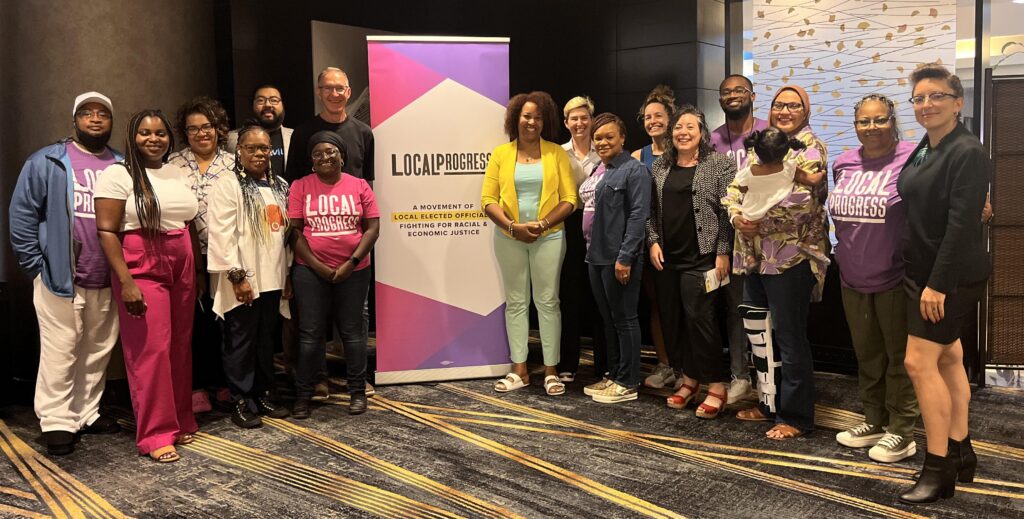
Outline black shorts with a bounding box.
[904,277,986,345]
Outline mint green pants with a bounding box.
[493,232,566,366]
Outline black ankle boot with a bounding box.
[949,436,977,483]
[899,452,956,504]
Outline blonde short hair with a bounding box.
[563,96,595,119]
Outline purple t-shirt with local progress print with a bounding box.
[828,140,916,293]
[68,143,117,288]
[710,117,770,171]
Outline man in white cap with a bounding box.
[9,91,124,455]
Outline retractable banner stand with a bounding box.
[368,36,511,384]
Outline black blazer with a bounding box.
[896,123,991,293]
[645,151,737,256]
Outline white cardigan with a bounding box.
[206,173,292,319]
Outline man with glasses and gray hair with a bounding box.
[285,67,375,184]
[285,66,376,401]
[227,84,293,177]
[9,91,125,454]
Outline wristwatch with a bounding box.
[349,255,362,265]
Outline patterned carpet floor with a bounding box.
[0,348,1021,518]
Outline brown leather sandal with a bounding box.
[149,445,180,463]
[766,423,805,440]
[736,406,771,422]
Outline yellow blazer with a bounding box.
[480,139,578,238]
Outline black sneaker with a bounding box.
[255,396,290,418]
[349,392,367,415]
[81,415,121,435]
[231,399,262,429]
[43,430,75,455]
[292,398,311,420]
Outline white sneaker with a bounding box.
[591,383,638,404]
[583,378,612,396]
[643,363,677,389]
[869,433,917,463]
[727,377,752,404]
[836,422,886,448]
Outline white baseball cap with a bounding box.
[73,91,113,117]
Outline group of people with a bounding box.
[481,64,991,505]
[10,67,378,464]
[9,60,990,505]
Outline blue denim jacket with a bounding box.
[8,139,123,297]
[586,152,651,266]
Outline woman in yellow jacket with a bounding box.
[482,91,578,396]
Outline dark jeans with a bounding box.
[222,290,281,409]
[589,262,642,388]
[655,267,729,383]
[746,261,817,432]
[292,264,370,399]
[559,210,607,375]
[192,269,224,390]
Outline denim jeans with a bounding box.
[745,261,817,432]
[291,264,370,399]
[588,262,643,388]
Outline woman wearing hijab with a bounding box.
[724,85,829,440]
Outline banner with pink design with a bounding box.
[368,36,511,384]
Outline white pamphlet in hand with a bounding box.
[704,270,730,293]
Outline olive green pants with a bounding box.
[841,285,920,437]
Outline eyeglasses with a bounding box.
[185,123,215,136]
[719,87,751,98]
[318,86,350,94]
[908,92,959,105]
[854,116,894,128]
[771,102,804,112]
[254,96,282,106]
[240,144,271,154]
[76,109,111,120]
[312,148,340,160]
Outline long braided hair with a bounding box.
[234,124,290,244]
[122,109,175,235]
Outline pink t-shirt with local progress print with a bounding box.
[288,173,379,270]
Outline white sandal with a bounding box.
[494,373,528,392]
[543,375,566,396]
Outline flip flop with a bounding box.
[543,375,566,396]
[766,423,805,440]
[149,445,180,463]
[737,406,772,422]
[494,373,528,393]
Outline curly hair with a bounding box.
[504,91,560,142]
[637,84,677,121]
[744,126,807,165]
[174,96,230,149]
[662,104,714,164]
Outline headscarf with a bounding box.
[769,85,812,134]
[307,130,348,162]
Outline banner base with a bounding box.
[375,363,512,385]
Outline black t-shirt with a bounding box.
[285,114,375,183]
[268,128,286,179]
[663,165,713,270]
